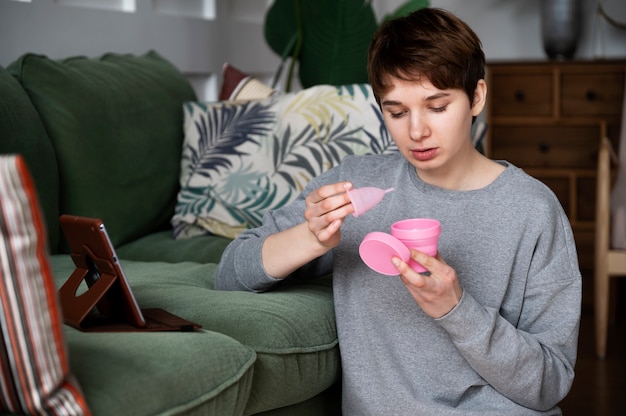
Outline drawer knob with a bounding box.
[514,90,526,102]
[585,90,597,101]
[539,143,550,154]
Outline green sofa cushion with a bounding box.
[116,230,233,264]
[51,257,340,415]
[65,329,255,416]
[0,65,60,251]
[50,256,256,416]
[201,275,340,415]
[8,51,196,251]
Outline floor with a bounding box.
[558,282,626,415]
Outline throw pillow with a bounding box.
[0,155,90,415]
[172,83,397,240]
[219,62,276,101]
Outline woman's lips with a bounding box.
[411,147,437,161]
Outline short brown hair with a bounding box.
[367,8,485,107]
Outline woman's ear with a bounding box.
[471,79,487,116]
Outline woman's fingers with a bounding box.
[304,182,353,245]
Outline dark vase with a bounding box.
[541,0,582,60]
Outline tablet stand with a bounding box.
[58,252,119,330]
[58,248,200,332]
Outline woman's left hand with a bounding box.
[392,250,463,318]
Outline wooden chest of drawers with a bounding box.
[486,61,626,282]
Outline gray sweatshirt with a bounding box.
[215,153,581,415]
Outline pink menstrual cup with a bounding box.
[391,219,441,273]
[347,187,394,217]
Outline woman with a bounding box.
[216,8,581,415]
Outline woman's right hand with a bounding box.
[303,182,355,250]
[261,182,354,279]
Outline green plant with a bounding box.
[264,0,430,91]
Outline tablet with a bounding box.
[59,214,147,328]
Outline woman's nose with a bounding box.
[409,115,426,141]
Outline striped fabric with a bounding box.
[0,155,89,415]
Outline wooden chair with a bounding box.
[594,135,626,358]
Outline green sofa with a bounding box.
[0,51,341,415]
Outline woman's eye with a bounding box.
[388,111,405,118]
[431,105,447,113]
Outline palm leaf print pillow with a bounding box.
[172,84,397,240]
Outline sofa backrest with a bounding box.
[0,65,61,252]
[7,51,196,252]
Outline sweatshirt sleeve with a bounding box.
[215,177,334,292]
[436,228,581,410]
[214,222,282,292]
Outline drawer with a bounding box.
[573,228,594,274]
[491,125,599,168]
[577,176,596,222]
[561,71,624,117]
[490,72,553,117]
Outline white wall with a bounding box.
[0,0,279,100]
[376,0,626,61]
[1,0,625,101]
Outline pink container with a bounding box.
[390,218,441,240]
[359,218,441,275]
[391,219,441,273]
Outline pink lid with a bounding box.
[359,232,410,276]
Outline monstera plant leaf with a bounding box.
[264,0,430,91]
[380,0,430,23]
